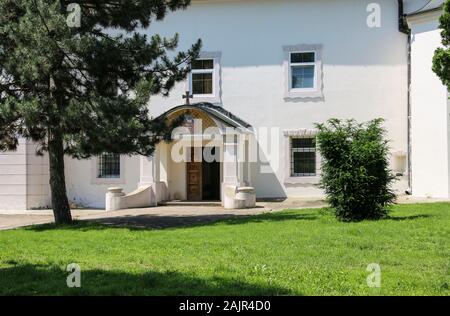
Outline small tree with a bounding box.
[315,119,396,221]
[0,1,201,224]
[433,0,450,89]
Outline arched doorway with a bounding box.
[186,146,221,201]
[139,102,254,205]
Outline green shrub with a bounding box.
[315,119,396,221]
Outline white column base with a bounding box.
[223,184,256,209]
[105,187,126,211]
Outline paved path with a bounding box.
[0,196,447,231]
[82,206,273,229]
[0,205,273,231]
[0,214,56,231]
[0,209,105,231]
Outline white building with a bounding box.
[0,0,448,210]
[406,0,450,198]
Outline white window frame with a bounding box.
[91,154,125,185]
[289,51,317,92]
[186,51,222,104]
[283,44,323,100]
[190,59,215,97]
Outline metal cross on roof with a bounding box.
[182,91,193,105]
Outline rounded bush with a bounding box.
[315,119,396,221]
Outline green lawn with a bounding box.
[0,203,449,296]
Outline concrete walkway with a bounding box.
[0,196,448,231]
[0,209,105,231]
[0,198,328,230]
[0,205,274,231]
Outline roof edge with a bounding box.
[156,103,254,133]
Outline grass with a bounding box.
[0,203,449,296]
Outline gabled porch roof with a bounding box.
[157,102,254,134]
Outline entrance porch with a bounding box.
[106,103,257,211]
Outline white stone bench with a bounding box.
[105,185,155,211]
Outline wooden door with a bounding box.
[186,149,202,201]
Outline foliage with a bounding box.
[315,119,396,221]
[433,0,450,90]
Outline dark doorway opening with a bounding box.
[202,147,221,201]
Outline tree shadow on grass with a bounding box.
[0,264,293,296]
[385,214,432,221]
[220,212,318,225]
[25,212,319,232]
[316,206,433,223]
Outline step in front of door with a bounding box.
[159,201,222,207]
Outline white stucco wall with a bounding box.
[26,142,51,209]
[0,139,50,210]
[144,0,409,198]
[65,156,140,209]
[59,0,410,206]
[408,10,449,198]
[0,140,27,210]
[0,0,422,209]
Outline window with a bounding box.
[187,52,222,103]
[97,153,120,179]
[190,59,214,96]
[290,52,315,89]
[283,44,323,99]
[290,138,316,177]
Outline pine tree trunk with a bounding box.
[48,131,72,224]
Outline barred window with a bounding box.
[97,153,120,179]
[291,138,316,177]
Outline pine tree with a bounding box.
[0,0,201,224]
[433,0,450,89]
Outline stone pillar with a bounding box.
[238,134,246,186]
[159,142,169,201]
[138,146,160,206]
[222,133,240,208]
[139,155,158,186]
[223,134,240,185]
[245,136,252,186]
[222,133,256,209]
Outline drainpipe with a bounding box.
[398,0,413,194]
[406,32,412,195]
[398,0,409,34]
